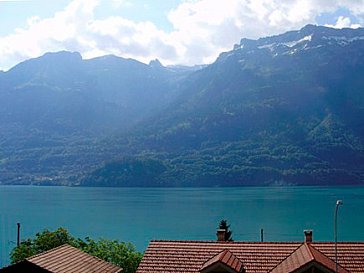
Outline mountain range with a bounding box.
[1,24,363,186]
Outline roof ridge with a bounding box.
[267,243,306,273]
[304,243,315,260]
[200,248,244,273]
[306,243,350,273]
[269,243,351,273]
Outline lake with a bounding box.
[0,186,363,266]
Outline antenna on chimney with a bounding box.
[17,223,21,246]
[261,228,264,242]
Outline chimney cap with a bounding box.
[304,230,313,243]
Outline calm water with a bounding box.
[0,186,363,266]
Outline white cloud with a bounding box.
[325,16,361,29]
[0,0,98,69]
[339,0,364,15]
[86,17,177,62]
[0,0,364,71]
[111,0,132,9]
[165,0,363,64]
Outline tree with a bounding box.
[10,227,142,273]
[76,237,142,273]
[11,227,74,263]
[218,219,233,241]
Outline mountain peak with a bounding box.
[9,51,82,73]
[149,59,164,69]
[300,24,318,32]
[41,51,82,61]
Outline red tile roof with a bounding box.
[200,249,245,273]
[269,243,349,273]
[136,241,364,273]
[26,244,122,273]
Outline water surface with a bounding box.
[1,186,363,266]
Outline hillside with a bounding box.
[0,52,189,184]
[1,25,364,186]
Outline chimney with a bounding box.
[217,229,226,242]
[304,230,313,243]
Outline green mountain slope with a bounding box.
[0,52,189,184]
[85,25,364,186]
[1,25,364,186]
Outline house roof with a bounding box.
[136,240,364,273]
[269,243,349,273]
[11,244,122,273]
[200,249,245,273]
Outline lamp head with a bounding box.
[336,200,343,206]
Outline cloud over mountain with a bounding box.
[1,0,364,71]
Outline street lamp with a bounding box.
[335,200,343,273]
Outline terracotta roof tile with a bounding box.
[269,243,349,273]
[200,249,244,273]
[26,244,122,273]
[136,241,364,273]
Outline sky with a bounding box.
[0,0,364,71]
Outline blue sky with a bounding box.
[0,0,363,71]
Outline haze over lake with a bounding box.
[1,186,363,266]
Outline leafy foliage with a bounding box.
[10,228,142,273]
[76,237,142,273]
[10,227,74,263]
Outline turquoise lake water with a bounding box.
[0,186,363,266]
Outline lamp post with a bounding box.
[335,200,343,273]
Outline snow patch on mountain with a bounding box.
[282,35,312,48]
[258,43,275,51]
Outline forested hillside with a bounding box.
[1,25,364,186]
